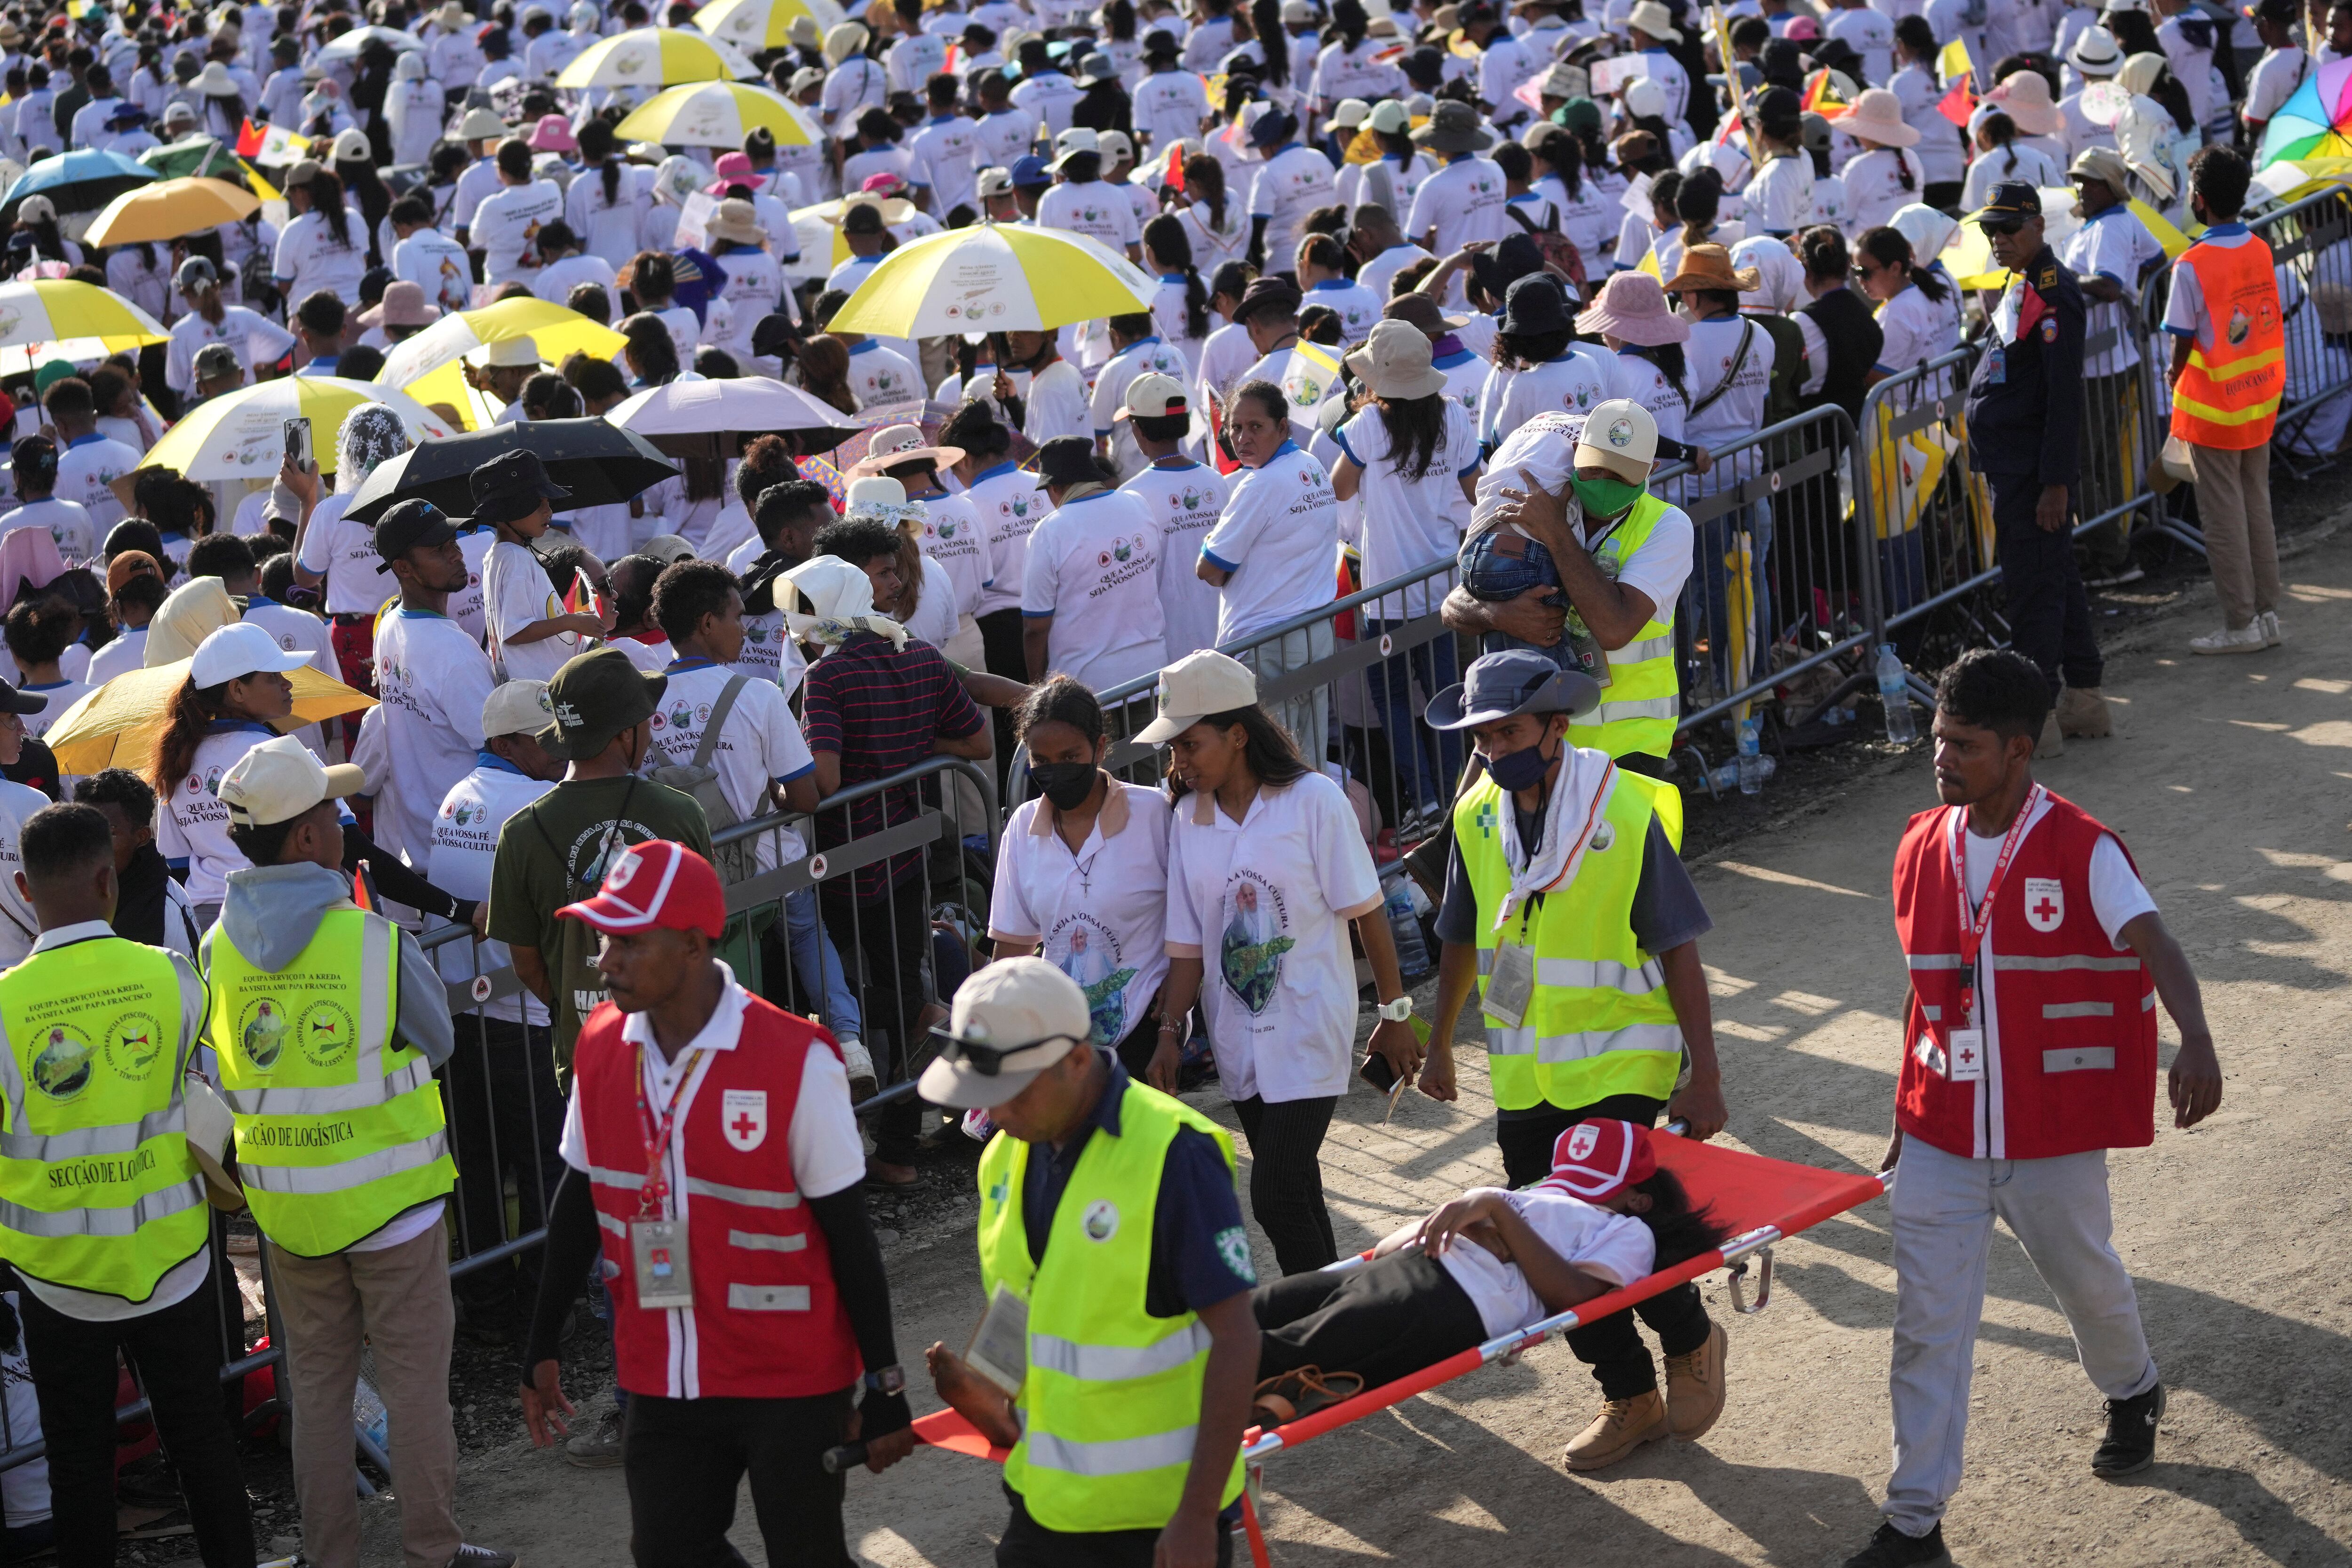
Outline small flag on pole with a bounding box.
[565,566,604,621]
[1801,69,1849,118]
[1937,75,1979,126]
[1938,37,1974,86]
[1162,142,1185,192]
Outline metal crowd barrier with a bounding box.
[2248,184,2352,478]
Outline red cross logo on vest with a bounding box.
[722,1088,768,1152]
[2024,876,2064,933]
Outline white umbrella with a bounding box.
[137,376,454,482]
[316,24,425,63]
[606,375,865,452]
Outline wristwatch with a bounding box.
[1376,996,1414,1023]
[864,1364,906,1396]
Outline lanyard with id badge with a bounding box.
[629,1045,707,1310]
[1941,786,2043,1084]
[1484,907,1540,1030]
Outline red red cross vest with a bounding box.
[1891,789,2158,1161]
[574,992,862,1400]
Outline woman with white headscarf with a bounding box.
[638,153,711,255]
[383,51,445,168]
[2112,51,2199,222]
[290,405,423,692]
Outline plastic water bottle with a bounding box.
[1736,717,1764,796]
[1384,880,1433,982]
[1877,644,1919,745]
[353,1375,389,1451]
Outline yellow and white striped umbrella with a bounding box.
[693,0,846,51]
[138,376,455,482]
[556,26,758,89]
[377,298,629,430]
[0,279,167,373]
[614,81,822,148]
[826,223,1160,337]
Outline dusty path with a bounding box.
[383,523,2352,1568]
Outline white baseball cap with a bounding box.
[482,679,552,739]
[1573,398,1659,484]
[917,958,1092,1109]
[1114,371,1188,421]
[217,733,366,829]
[464,334,543,370]
[190,621,311,689]
[1136,649,1257,744]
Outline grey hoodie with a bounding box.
[214,862,456,1070]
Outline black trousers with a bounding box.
[1495,1095,1712,1400]
[977,606,1026,790]
[1254,1246,1487,1390]
[820,877,933,1167]
[622,1390,854,1568]
[444,1013,568,1323]
[1231,1095,1338,1275]
[1988,468,2104,699]
[997,1485,1236,1568]
[16,1270,255,1568]
[1110,1014,1159,1080]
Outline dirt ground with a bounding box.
[349,516,2352,1568]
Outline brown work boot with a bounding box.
[1562,1389,1669,1471]
[2035,711,2066,759]
[2056,686,2114,739]
[1662,1320,1728,1441]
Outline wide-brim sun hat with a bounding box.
[1425,647,1601,730]
[1986,69,2062,135]
[1344,318,1450,400]
[1842,87,1921,147]
[1575,271,1688,346]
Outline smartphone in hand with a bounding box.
[283,415,313,473]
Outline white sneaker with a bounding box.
[2259,610,2285,646]
[2189,623,2269,656]
[839,1036,878,1102]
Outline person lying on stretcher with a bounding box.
[1251,1120,1731,1425]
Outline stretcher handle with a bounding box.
[1665,1118,1691,1136]
[822,1439,868,1474]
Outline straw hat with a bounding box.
[2067,145,2133,199]
[1661,242,1760,295]
[456,106,509,140]
[2067,24,2123,76]
[1986,69,2062,135]
[1626,0,1680,41]
[195,60,239,95]
[823,21,869,64]
[1345,318,1450,399]
[706,197,765,245]
[1842,87,1921,147]
[1574,271,1689,346]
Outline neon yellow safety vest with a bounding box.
[1454,765,1685,1113]
[1565,491,1681,761]
[0,937,209,1301]
[203,907,455,1257]
[976,1077,1247,1534]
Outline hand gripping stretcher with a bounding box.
[825,1129,1894,1565]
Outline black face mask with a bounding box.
[1029,761,1099,812]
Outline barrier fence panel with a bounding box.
[2248,185,2352,478]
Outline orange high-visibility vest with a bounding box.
[2170,233,2284,451]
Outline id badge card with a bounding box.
[965,1284,1029,1396]
[630,1218,696,1310]
[1946,1028,1986,1082]
[1483,941,1537,1028]
[1983,344,2006,386]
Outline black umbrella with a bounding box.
[344,418,679,526]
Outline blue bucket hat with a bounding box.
[1424,648,1601,731]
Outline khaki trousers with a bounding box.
[268,1219,462,1568]
[2191,441,2280,628]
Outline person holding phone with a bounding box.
[1148,651,1419,1277]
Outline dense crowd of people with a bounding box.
[0,0,2299,1557]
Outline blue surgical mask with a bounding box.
[1487,734,1556,792]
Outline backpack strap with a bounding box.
[691,675,750,771]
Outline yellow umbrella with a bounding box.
[44,662,374,777]
[376,299,628,431]
[615,80,822,148]
[136,375,454,481]
[693,0,845,50]
[83,176,258,246]
[827,222,1160,336]
[556,26,757,89]
[0,279,167,374]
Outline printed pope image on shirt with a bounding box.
[31,1025,92,1101]
[239,999,288,1070]
[1045,913,1138,1044]
[1219,872,1295,1016]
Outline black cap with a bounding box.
[751,312,799,359]
[1472,233,1547,308]
[1500,271,1572,335]
[540,646,667,760]
[1033,436,1108,491]
[1808,37,1860,73]
[1968,181,2043,227]
[1232,276,1302,324]
[1248,108,1297,148]
[1400,45,1445,88]
[1142,26,1179,57]
[0,678,48,717]
[1748,83,1802,124]
[372,498,460,571]
[469,448,571,524]
[2250,0,2297,22]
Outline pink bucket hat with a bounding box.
[705,150,757,192]
[527,112,577,153]
[1575,271,1690,347]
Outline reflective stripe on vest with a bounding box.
[1565,493,1679,761]
[1453,767,1685,1111]
[0,939,209,1302]
[975,1079,1247,1534]
[2170,234,2285,451]
[206,907,456,1257]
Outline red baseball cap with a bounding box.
[1534,1119,1657,1203]
[556,840,725,940]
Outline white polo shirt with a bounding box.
[157,721,278,905]
[1122,458,1231,660]
[1162,771,1384,1102]
[1199,440,1339,644]
[990,780,1173,1046]
[1436,1189,1657,1337]
[1021,488,1168,694]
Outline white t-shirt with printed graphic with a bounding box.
[54,436,140,535]
[157,722,278,905]
[1021,489,1168,694]
[1335,399,1480,620]
[296,492,390,617]
[969,462,1050,619]
[472,178,565,286]
[644,660,816,872]
[1038,179,1142,255]
[918,493,993,622]
[845,339,922,410]
[1162,770,1384,1102]
[484,536,579,683]
[1435,1187,1659,1337]
[1123,459,1231,660]
[373,607,498,867]
[990,781,1173,1046]
[1199,441,1339,643]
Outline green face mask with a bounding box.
[1569,473,1645,521]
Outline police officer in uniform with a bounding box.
[0,802,256,1568]
[922,959,1259,1568]
[1963,182,2112,754]
[1416,650,1732,1474]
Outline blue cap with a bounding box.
[1423,648,1601,731]
[1009,154,1051,189]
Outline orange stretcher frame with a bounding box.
[858,1132,1892,1566]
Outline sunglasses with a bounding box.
[1979,218,2028,237]
[929,1027,1083,1077]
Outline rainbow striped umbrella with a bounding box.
[2259,57,2352,167]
